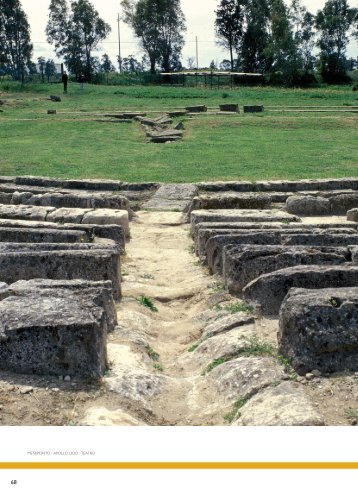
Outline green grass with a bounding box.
[0,82,357,182]
[215,301,254,314]
[137,295,158,313]
[346,408,358,420]
[146,346,160,362]
[224,396,248,423]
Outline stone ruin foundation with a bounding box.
[0,175,357,426]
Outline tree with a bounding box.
[121,0,186,73]
[290,0,316,72]
[316,0,357,83]
[45,58,57,82]
[219,59,231,70]
[100,53,114,73]
[264,0,299,84]
[240,0,272,73]
[215,0,244,71]
[0,0,33,81]
[122,54,142,73]
[46,0,111,81]
[37,56,46,82]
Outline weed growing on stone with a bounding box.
[147,346,160,362]
[224,396,248,423]
[240,336,276,357]
[188,343,200,352]
[153,363,164,372]
[204,357,228,374]
[215,301,254,314]
[188,244,196,254]
[141,273,155,280]
[138,295,158,312]
[209,281,226,293]
[346,408,358,420]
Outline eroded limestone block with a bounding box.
[286,195,330,215]
[348,209,358,222]
[0,227,88,244]
[82,209,129,239]
[0,295,107,377]
[191,193,272,211]
[47,207,92,224]
[278,287,358,374]
[243,265,358,316]
[191,209,300,226]
[9,279,117,332]
[0,204,55,221]
[0,249,121,300]
[234,382,324,426]
[208,356,286,402]
[223,245,349,294]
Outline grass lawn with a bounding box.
[1,82,357,182]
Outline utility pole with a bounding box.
[117,13,122,73]
[196,36,199,70]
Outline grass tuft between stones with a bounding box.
[137,295,158,312]
[224,396,248,423]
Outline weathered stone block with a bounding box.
[329,193,358,214]
[191,209,300,225]
[286,195,330,215]
[82,209,129,239]
[243,265,358,316]
[278,287,358,374]
[9,279,117,332]
[0,295,107,377]
[205,233,281,274]
[47,207,92,224]
[0,204,55,221]
[223,245,349,294]
[219,104,239,112]
[186,105,207,113]
[0,227,88,244]
[0,249,121,300]
[243,105,264,113]
[191,193,272,211]
[347,208,358,222]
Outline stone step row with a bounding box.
[0,246,121,300]
[0,188,131,213]
[196,226,357,260]
[206,232,358,276]
[0,219,126,250]
[197,178,358,193]
[286,193,358,215]
[0,204,130,239]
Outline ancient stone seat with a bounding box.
[278,287,358,374]
[0,281,112,378]
[243,265,358,316]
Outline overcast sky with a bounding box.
[22,0,357,68]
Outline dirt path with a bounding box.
[112,211,226,425]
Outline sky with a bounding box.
[21,0,358,68]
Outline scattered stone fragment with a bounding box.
[20,386,33,394]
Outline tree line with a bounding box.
[0,0,357,85]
